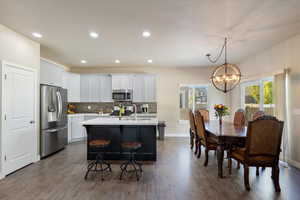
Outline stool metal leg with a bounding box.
[119,150,143,181]
[84,149,112,180]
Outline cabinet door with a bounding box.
[66,73,81,102]
[40,59,64,87]
[81,74,101,102]
[112,75,133,90]
[112,75,121,90]
[144,75,156,102]
[89,74,101,102]
[70,116,85,141]
[99,75,112,102]
[133,75,145,102]
[80,74,90,102]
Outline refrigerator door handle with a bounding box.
[44,126,67,133]
[56,91,62,121]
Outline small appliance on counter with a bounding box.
[142,104,149,113]
[40,84,68,158]
[110,104,133,116]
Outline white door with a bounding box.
[2,64,36,175]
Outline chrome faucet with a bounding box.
[133,104,137,120]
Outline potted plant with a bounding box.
[214,104,230,125]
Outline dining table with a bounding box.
[204,120,247,178]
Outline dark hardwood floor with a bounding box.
[0,138,299,200]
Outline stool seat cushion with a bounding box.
[89,139,110,147]
[121,142,142,150]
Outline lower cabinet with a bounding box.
[68,115,85,143]
[68,115,99,143]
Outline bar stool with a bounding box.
[119,142,143,181]
[84,139,112,181]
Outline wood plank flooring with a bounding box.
[0,138,299,200]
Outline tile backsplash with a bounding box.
[68,102,157,114]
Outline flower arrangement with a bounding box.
[214,104,230,124]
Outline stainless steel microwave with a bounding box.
[112,89,133,101]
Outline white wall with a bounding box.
[231,33,300,167]
[0,24,40,178]
[70,66,230,135]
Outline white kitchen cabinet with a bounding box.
[63,72,80,102]
[81,74,112,102]
[40,59,64,87]
[132,74,156,102]
[68,115,85,143]
[144,75,156,102]
[133,74,145,102]
[112,74,133,90]
[80,74,101,102]
[99,75,112,102]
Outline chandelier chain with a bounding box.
[207,38,227,64]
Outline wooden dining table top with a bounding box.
[204,120,247,138]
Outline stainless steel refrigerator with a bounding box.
[40,84,68,158]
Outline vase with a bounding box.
[219,116,223,125]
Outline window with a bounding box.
[241,78,274,121]
[179,85,208,121]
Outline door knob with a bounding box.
[30,120,35,124]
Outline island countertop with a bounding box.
[81,117,159,126]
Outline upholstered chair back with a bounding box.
[245,116,284,163]
[198,109,210,122]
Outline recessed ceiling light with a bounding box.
[81,60,87,64]
[147,59,153,63]
[115,60,120,64]
[142,31,151,38]
[32,32,42,38]
[89,32,99,38]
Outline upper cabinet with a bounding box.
[40,59,64,87]
[133,74,156,102]
[99,75,112,102]
[80,74,112,102]
[112,74,133,90]
[63,72,81,102]
[41,60,156,103]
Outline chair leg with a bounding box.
[204,149,209,167]
[237,161,240,169]
[228,158,232,175]
[273,165,281,192]
[194,137,199,155]
[197,143,201,159]
[190,129,194,150]
[256,167,259,176]
[244,164,250,191]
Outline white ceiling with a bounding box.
[1,0,300,68]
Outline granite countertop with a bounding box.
[81,117,158,126]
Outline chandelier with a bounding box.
[206,38,241,93]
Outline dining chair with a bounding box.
[253,110,265,120]
[194,111,218,164]
[252,110,266,175]
[188,110,196,151]
[228,116,284,192]
[233,109,246,126]
[198,109,210,122]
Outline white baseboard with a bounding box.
[287,159,300,169]
[0,172,5,180]
[165,133,189,137]
[34,155,40,163]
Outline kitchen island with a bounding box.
[82,117,158,161]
